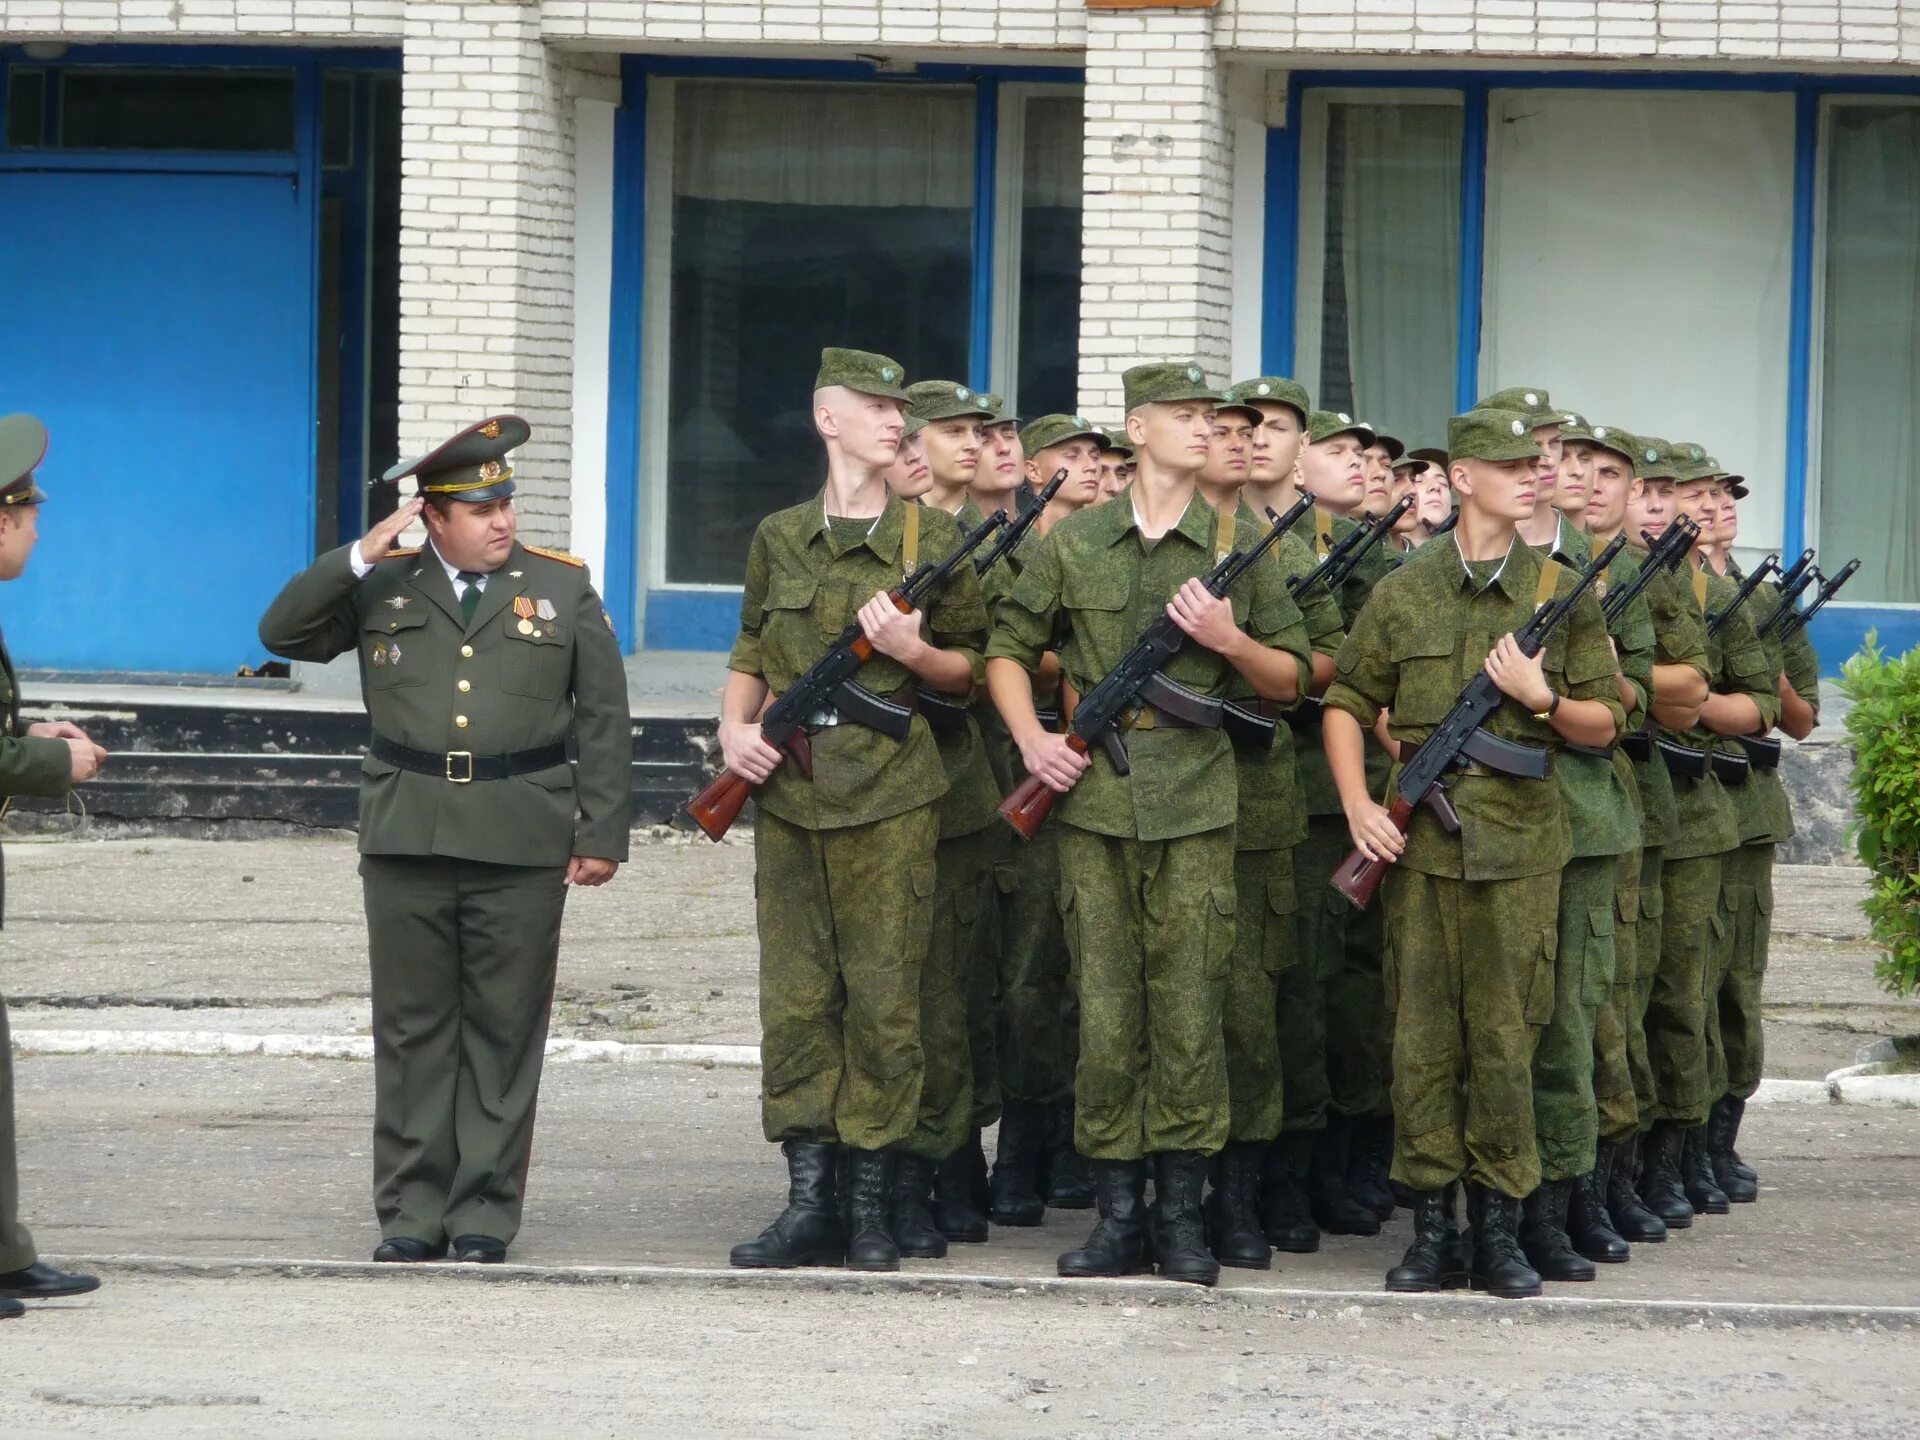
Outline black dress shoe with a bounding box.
[451,1235,508,1264]
[371,1237,446,1264]
[0,1262,103,1298]
[1,1297,23,1320]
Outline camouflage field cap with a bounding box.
[1098,427,1136,460]
[1580,424,1639,473]
[1124,361,1221,412]
[1226,376,1311,423]
[905,379,994,425]
[1724,470,1750,499]
[1212,392,1264,426]
[974,392,1019,427]
[382,415,530,503]
[1670,442,1727,484]
[1366,429,1407,462]
[903,414,928,439]
[1306,409,1376,447]
[814,347,909,401]
[1634,435,1680,482]
[1478,386,1565,433]
[0,413,50,506]
[1020,413,1107,455]
[1448,407,1545,465]
[1392,445,1448,472]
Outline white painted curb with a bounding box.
[12,1029,762,1069]
[1750,1078,1832,1106]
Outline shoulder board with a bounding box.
[385,547,421,559]
[525,544,586,568]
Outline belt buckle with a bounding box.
[446,750,475,784]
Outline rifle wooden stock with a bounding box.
[1330,794,1415,909]
[998,733,1090,840]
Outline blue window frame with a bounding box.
[1264,67,1920,674]
[603,55,1082,653]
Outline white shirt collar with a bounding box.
[1451,530,1517,593]
[429,542,484,591]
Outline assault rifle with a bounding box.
[1430,508,1459,538]
[684,507,1007,841]
[1705,554,1780,637]
[1774,547,1817,601]
[999,501,1300,841]
[1738,554,1857,772]
[1602,516,1699,628]
[1775,558,1859,641]
[1329,533,1627,909]
[1664,553,1782,787]
[1755,561,1820,639]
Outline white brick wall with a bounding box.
[1078,5,1236,420]
[0,0,404,38]
[538,0,1086,50]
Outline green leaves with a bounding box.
[1841,632,1920,997]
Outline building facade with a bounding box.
[3,1,1917,673]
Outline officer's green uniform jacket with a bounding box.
[1657,566,1781,861]
[1323,535,1627,881]
[987,490,1313,842]
[729,492,989,831]
[258,541,633,865]
[0,635,72,921]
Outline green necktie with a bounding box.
[457,571,484,623]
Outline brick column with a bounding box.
[1078,2,1236,418]
[398,0,577,543]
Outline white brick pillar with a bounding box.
[1078,2,1237,418]
[398,0,577,544]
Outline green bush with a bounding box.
[1841,632,1920,997]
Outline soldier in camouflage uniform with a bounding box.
[1636,449,1779,1228]
[1194,393,1342,1269]
[722,349,990,1274]
[1324,407,1626,1300]
[988,362,1311,1287]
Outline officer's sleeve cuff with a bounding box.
[349,542,374,579]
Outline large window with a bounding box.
[1817,99,1920,606]
[1008,90,1084,419]
[1295,91,1462,450]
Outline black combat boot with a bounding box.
[1468,1185,1543,1299]
[1605,1135,1667,1242]
[1208,1142,1272,1270]
[1043,1101,1095,1209]
[1707,1096,1758,1202]
[1259,1132,1322,1253]
[1345,1115,1397,1223]
[1519,1179,1597,1282]
[934,1144,990,1243]
[730,1141,848,1269]
[1680,1125,1730,1215]
[1058,1160,1151,1278]
[844,1148,900,1272]
[1151,1151,1221,1287]
[1567,1151,1630,1264]
[890,1151,947,1260]
[1438,1181,1470,1289]
[1384,1189,1452,1293]
[1309,1118,1382,1237]
[1637,1123,1695,1229]
[989,1100,1048,1227]
[967,1127,993,1217]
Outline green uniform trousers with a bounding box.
[1594,846,1643,1146]
[1646,850,1727,1127]
[912,825,998,1159]
[966,834,1004,1132]
[1058,823,1235,1161]
[0,996,38,1272]
[1383,866,1558,1199]
[994,822,1077,1107]
[1716,840,1775,1102]
[756,804,937,1152]
[1531,855,1617,1181]
[1296,816,1390,1125]
[1224,847,1299,1144]
[1628,848,1665,1128]
[361,854,568,1247]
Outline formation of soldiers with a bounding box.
[714,349,1828,1298]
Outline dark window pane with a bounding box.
[59,68,296,152]
[7,68,47,148]
[665,81,975,586]
[322,73,355,170]
[1016,92,1083,420]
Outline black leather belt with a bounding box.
[1621,731,1653,763]
[370,734,568,785]
[1563,741,1617,760]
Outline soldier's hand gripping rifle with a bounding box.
[1329,533,1627,910]
[684,508,1008,842]
[998,499,1305,841]
[1772,558,1859,641]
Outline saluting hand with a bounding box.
[1166,578,1240,657]
[362,496,425,565]
[858,591,927,665]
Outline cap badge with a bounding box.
[1510,420,1525,436]
[1072,416,1086,427]
[1524,392,1540,406]
[1187,366,1203,382]
[881,365,897,382]
[479,420,502,439]
[1691,446,1703,460]
[955,386,971,401]
[478,459,506,480]
[1256,383,1271,395]
[1594,427,1610,439]
[1645,447,1659,462]
[1337,412,1352,424]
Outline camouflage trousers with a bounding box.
[1715,840,1776,1102]
[1627,848,1665,1128]
[755,805,937,1151]
[1593,845,1644,1146]
[1058,823,1235,1161]
[1224,847,1300,1144]
[0,996,36,1272]
[1284,816,1390,1132]
[1646,849,1727,1127]
[1383,865,1558,1200]
[910,825,999,1160]
[994,820,1078,1107]
[1531,856,1617,1181]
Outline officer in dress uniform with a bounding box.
[259,416,633,1265]
[0,414,107,1317]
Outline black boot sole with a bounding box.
[1156,1265,1221,1287]
[729,1250,847,1269]
[1470,1278,1543,1299]
[1384,1276,1442,1294]
[1687,1195,1731,1216]
[1214,1250,1272,1271]
[1267,1231,1321,1254]
[1058,1259,1150,1278]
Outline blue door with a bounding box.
[0,169,313,673]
